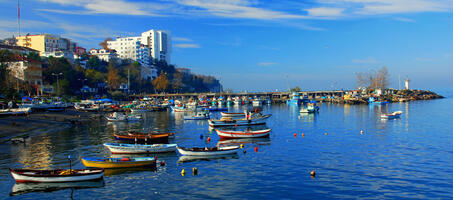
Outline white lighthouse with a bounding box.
[404,78,410,90]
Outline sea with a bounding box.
[1,89,452,199]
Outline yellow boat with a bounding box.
[81,157,156,168]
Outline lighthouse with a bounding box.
[404,78,410,90]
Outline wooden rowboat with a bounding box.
[176,146,239,156]
[381,111,403,119]
[9,168,104,183]
[81,157,156,168]
[220,112,245,118]
[113,133,172,143]
[103,143,177,154]
[215,128,271,139]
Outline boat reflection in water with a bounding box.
[10,179,105,196]
[217,137,271,147]
[178,154,239,163]
[104,166,157,176]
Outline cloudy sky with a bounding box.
[1,0,452,91]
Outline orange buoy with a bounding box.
[294,133,297,137]
[360,130,364,135]
[207,137,211,142]
[302,133,305,137]
[254,146,258,152]
[160,160,166,166]
[310,170,316,177]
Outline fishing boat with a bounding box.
[220,112,245,118]
[103,143,177,154]
[215,128,271,139]
[176,146,239,156]
[252,98,262,106]
[10,180,105,196]
[286,92,301,105]
[81,157,156,168]
[105,112,141,122]
[299,102,319,113]
[208,113,272,127]
[184,111,210,120]
[9,168,104,183]
[113,133,172,143]
[381,111,403,119]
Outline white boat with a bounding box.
[10,168,104,183]
[233,98,242,105]
[176,146,239,156]
[103,143,177,154]
[105,112,141,122]
[184,111,210,120]
[216,128,271,139]
[208,113,272,127]
[220,112,245,118]
[299,104,319,113]
[252,99,262,106]
[0,107,32,116]
[381,111,403,119]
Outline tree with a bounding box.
[290,86,301,92]
[107,65,121,90]
[99,37,113,50]
[152,73,169,93]
[355,66,390,91]
[171,72,184,93]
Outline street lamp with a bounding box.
[52,72,63,96]
[78,78,87,99]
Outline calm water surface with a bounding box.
[1,92,453,199]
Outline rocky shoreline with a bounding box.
[324,89,444,104]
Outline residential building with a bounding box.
[75,46,86,55]
[15,34,76,61]
[176,68,191,75]
[89,48,117,62]
[141,65,158,80]
[5,55,43,86]
[0,44,39,55]
[107,29,171,64]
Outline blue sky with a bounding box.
[1,0,452,92]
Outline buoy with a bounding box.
[160,160,166,166]
[325,132,328,135]
[192,167,198,175]
[254,147,258,152]
[207,137,211,142]
[200,134,204,139]
[302,133,305,137]
[294,133,297,137]
[235,124,237,127]
[360,130,364,135]
[240,144,244,148]
[310,170,316,177]
[181,169,186,176]
[243,150,246,154]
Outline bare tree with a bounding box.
[355,66,390,90]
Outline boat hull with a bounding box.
[81,157,156,168]
[216,129,271,139]
[176,146,239,156]
[104,143,177,154]
[10,169,104,183]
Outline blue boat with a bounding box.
[286,92,301,105]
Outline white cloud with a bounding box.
[174,43,201,48]
[173,37,192,42]
[394,17,416,22]
[305,7,344,17]
[352,58,377,63]
[258,62,277,66]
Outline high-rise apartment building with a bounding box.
[16,34,76,56]
[107,29,171,64]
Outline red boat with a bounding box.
[215,128,271,139]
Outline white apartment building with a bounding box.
[107,29,171,64]
[89,48,117,63]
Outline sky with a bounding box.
[1,0,452,92]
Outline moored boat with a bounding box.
[220,112,245,118]
[81,157,156,168]
[103,143,177,154]
[208,113,272,127]
[113,133,172,143]
[9,168,104,183]
[216,128,271,139]
[176,146,239,156]
[381,111,403,119]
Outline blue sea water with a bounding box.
[1,91,452,199]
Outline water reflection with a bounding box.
[10,179,105,196]
[12,136,53,169]
[299,112,316,122]
[177,154,239,163]
[217,137,271,147]
[104,167,157,176]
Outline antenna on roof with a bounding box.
[17,0,21,36]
